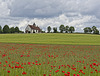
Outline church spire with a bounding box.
[33,23,36,26]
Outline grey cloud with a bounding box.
[10,0,62,18]
[9,0,100,19]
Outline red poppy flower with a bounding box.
[84,67,86,69]
[62,71,65,73]
[64,73,68,76]
[43,74,46,76]
[7,71,10,73]
[73,74,76,76]
[77,74,80,76]
[22,72,27,75]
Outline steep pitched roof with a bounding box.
[28,24,41,32]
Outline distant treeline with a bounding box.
[0,25,24,33]
[0,24,99,34]
[47,25,99,34]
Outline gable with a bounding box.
[25,25,31,31]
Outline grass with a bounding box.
[0,33,100,45]
[0,43,100,76]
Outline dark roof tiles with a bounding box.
[28,25,41,32]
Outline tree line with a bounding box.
[0,24,99,34]
[0,25,24,33]
[47,25,99,34]
[47,25,75,33]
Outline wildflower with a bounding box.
[43,74,46,76]
[49,74,51,76]
[77,74,80,76]
[62,71,65,73]
[64,73,68,76]
[22,72,27,75]
[7,71,10,73]
[84,67,86,69]
[20,55,23,57]
[35,61,38,63]
[91,71,93,73]
[73,74,76,76]
[5,61,8,63]
[67,72,70,74]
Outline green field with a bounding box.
[0,33,100,45]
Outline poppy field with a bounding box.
[0,43,100,76]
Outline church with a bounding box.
[25,23,42,33]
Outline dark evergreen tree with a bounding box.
[69,26,75,33]
[10,27,15,33]
[59,25,65,33]
[83,27,92,33]
[65,26,69,33]
[47,26,51,33]
[3,25,10,33]
[0,25,2,33]
[92,26,99,34]
[53,27,57,33]
[15,27,19,33]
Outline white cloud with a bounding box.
[0,0,10,16]
[15,14,100,32]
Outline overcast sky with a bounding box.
[0,0,100,32]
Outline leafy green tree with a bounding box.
[95,29,99,34]
[65,26,69,33]
[3,25,10,33]
[0,26,2,33]
[41,31,45,33]
[59,25,65,33]
[19,31,24,33]
[53,27,57,33]
[92,26,99,34]
[47,26,51,33]
[84,27,88,33]
[83,27,92,33]
[92,26,96,31]
[10,27,15,33]
[69,26,75,33]
[15,27,19,33]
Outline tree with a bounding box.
[95,29,99,34]
[59,25,65,33]
[19,31,24,33]
[15,27,19,33]
[10,27,15,33]
[83,27,92,33]
[0,26,2,33]
[69,26,75,33]
[92,26,99,34]
[47,26,51,33]
[53,27,57,33]
[3,25,10,33]
[65,26,69,33]
[41,31,45,33]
